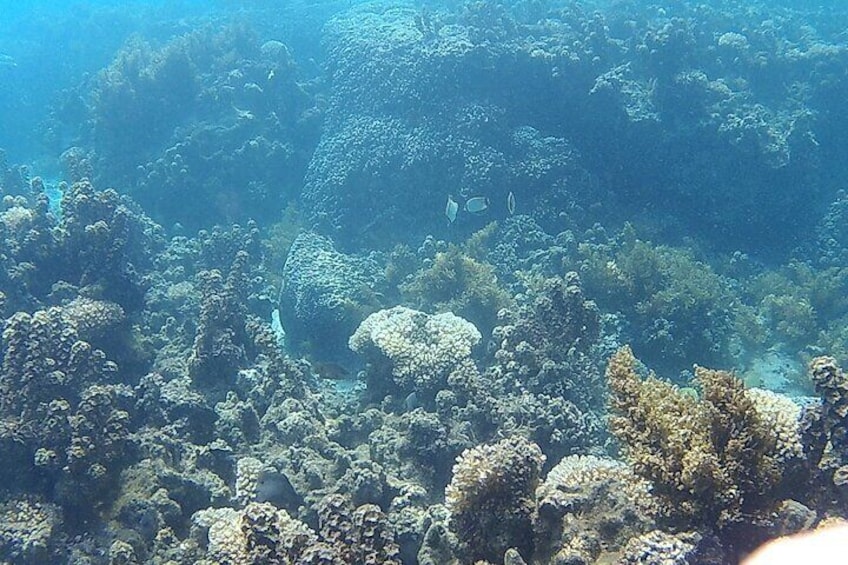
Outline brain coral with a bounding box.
[349,305,481,393]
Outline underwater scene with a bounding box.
[2,0,848,563]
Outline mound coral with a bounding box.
[533,455,657,563]
[279,231,386,359]
[349,306,481,395]
[445,436,545,563]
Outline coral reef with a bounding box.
[0,303,136,517]
[279,231,386,359]
[193,495,401,564]
[299,0,848,255]
[445,436,545,563]
[4,1,848,563]
[350,306,481,397]
[80,26,321,229]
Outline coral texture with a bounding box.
[606,346,783,529]
[445,436,545,563]
[194,495,400,564]
[350,305,481,395]
[809,356,848,476]
[533,455,656,564]
[280,231,385,358]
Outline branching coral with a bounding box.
[489,272,601,408]
[0,498,63,563]
[483,272,605,459]
[606,346,784,529]
[0,179,161,313]
[188,251,251,387]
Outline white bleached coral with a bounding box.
[349,306,481,390]
[746,388,805,464]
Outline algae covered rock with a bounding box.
[445,436,544,563]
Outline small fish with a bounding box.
[507,191,516,215]
[445,194,459,223]
[256,469,303,511]
[312,361,350,380]
[465,196,489,214]
[405,391,419,411]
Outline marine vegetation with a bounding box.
[399,240,513,336]
[578,229,740,376]
[606,346,848,560]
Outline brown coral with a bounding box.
[606,346,782,529]
[809,356,848,467]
